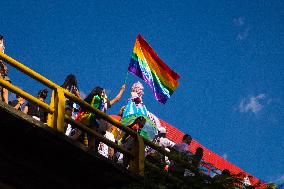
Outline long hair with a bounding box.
[61,74,79,91]
[84,87,104,104]
[193,147,204,164]
[37,89,48,100]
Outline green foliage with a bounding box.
[265,183,276,189]
[121,149,248,189]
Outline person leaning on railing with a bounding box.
[0,63,11,104]
[96,84,126,137]
[9,94,26,111]
[145,127,175,170]
[98,122,115,160]
[72,84,126,150]
[61,74,81,114]
[182,146,204,185]
[23,89,49,122]
[0,35,11,104]
[168,134,193,177]
[61,74,81,134]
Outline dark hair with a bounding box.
[0,62,7,71]
[61,74,79,91]
[222,169,230,176]
[38,89,48,99]
[84,86,104,104]
[182,134,192,142]
[0,35,3,40]
[194,147,204,163]
[158,132,167,138]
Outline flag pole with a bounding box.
[124,70,129,85]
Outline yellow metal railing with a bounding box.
[0,52,148,175]
[0,52,195,177]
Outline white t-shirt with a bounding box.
[158,137,175,148]
[98,131,115,158]
[153,137,175,165]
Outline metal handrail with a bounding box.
[0,52,207,177]
[65,116,133,158]
[0,52,58,90]
[0,78,53,113]
[64,91,138,137]
[0,52,145,175]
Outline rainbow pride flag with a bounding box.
[129,34,180,104]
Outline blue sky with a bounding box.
[1,0,283,184]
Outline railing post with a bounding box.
[47,90,55,128]
[51,88,66,133]
[56,88,66,133]
[129,134,145,176]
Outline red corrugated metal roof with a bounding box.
[110,115,266,188]
[159,118,265,188]
[160,119,244,173]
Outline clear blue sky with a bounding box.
[1,0,283,184]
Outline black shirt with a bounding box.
[26,102,47,122]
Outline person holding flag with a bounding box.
[119,81,159,141]
[118,33,181,142]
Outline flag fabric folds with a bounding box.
[128,34,180,104]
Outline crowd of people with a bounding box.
[1,34,210,184]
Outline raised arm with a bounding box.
[110,84,126,106]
